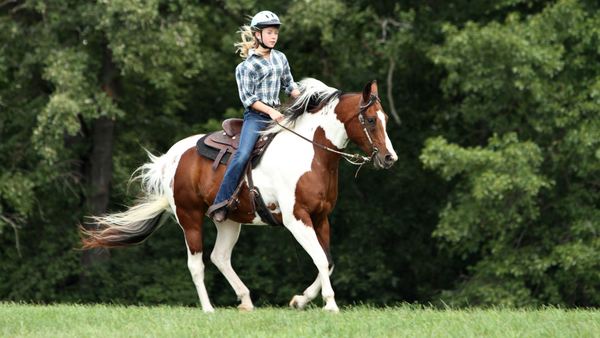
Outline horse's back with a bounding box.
[168,134,204,156]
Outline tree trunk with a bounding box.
[80,115,115,265]
[80,44,119,274]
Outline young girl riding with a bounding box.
[208,11,300,223]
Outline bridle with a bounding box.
[357,93,380,162]
[275,93,381,175]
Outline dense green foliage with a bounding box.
[423,0,600,307]
[3,302,600,337]
[1,0,600,308]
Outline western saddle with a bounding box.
[196,118,282,226]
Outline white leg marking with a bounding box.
[186,249,214,313]
[210,220,254,311]
[291,274,322,310]
[285,218,339,313]
[291,266,335,309]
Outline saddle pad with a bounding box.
[196,132,232,166]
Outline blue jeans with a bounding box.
[213,111,271,206]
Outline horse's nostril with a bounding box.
[385,155,394,163]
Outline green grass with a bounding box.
[1,302,599,337]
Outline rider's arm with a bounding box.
[280,53,299,98]
[250,101,284,122]
[235,63,260,109]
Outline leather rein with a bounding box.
[275,93,381,174]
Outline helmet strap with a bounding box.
[255,30,273,50]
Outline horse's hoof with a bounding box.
[323,306,340,314]
[238,304,254,312]
[290,296,304,310]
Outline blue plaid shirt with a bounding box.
[235,49,298,110]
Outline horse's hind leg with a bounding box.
[178,207,214,313]
[210,219,254,311]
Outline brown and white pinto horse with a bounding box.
[81,78,397,313]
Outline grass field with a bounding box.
[1,302,599,337]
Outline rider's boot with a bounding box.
[208,198,237,223]
[212,208,227,223]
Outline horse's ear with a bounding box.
[362,80,378,102]
[370,80,378,96]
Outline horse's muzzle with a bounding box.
[373,153,396,169]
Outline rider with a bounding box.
[208,10,300,223]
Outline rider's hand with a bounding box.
[267,108,284,123]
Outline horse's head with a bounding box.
[340,81,397,169]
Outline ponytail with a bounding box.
[234,25,259,59]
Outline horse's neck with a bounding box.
[293,99,349,151]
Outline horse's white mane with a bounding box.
[289,78,339,113]
[262,78,340,135]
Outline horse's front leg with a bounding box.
[290,266,334,310]
[286,215,339,313]
[210,219,254,311]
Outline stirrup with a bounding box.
[208,198,237,221]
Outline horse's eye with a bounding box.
[367,118,375,124]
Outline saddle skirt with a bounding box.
[196,118,274,171]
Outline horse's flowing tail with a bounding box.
[80,151,172,249]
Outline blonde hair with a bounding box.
[234,25,259,59]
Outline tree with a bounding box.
[423,0,600,306]
[0,0,209,298]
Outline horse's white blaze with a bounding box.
[377,110,398,160]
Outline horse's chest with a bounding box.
[251,133,316,202]
[251,133,340,216]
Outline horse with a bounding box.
[80,78,397,313]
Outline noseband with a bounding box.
[275,93,381,176]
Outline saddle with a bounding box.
[196,118,282,227]
[197,118,272,171]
